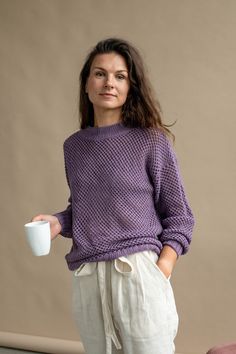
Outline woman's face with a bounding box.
[85,52,130,116]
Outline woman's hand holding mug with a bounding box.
[31,214,62,240]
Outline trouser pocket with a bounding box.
[72,262,109,354]
[112,251,178,342]
[140,250,179,339]
[141,250,171,283]
[74,262,97,277]
[73,261,99,315]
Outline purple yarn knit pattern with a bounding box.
[55,123,194,270]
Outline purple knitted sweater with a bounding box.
[55,122,194,271]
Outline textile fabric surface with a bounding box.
[55,123,194,270]
[72,250,178,354]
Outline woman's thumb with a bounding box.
[31,214,46,222]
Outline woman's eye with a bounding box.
[116,74,125,80]
[95,71,105,77]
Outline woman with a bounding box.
[33,37,195,354]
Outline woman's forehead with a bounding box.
[91,52,128,71]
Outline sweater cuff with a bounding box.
[53,211,72,238]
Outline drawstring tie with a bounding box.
[97,261,122,354]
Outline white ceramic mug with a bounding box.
[24,221,51,256]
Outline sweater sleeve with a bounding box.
[149,131,195,256]
[53,142,72,238]
[53,196,72,238]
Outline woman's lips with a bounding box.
[99,93,116,97]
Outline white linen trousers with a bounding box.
[72,250,179,354]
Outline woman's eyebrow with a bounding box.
[93,66,128,73]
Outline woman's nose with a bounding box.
[104,76,114,88]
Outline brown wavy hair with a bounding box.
[79,37,174,138]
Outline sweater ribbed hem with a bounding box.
[66,244,162,271]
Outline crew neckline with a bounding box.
[78,122,131,140]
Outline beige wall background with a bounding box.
[1,0,236,353]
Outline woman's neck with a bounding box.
[93,109,122,127]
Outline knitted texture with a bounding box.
[54,123,194,271]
